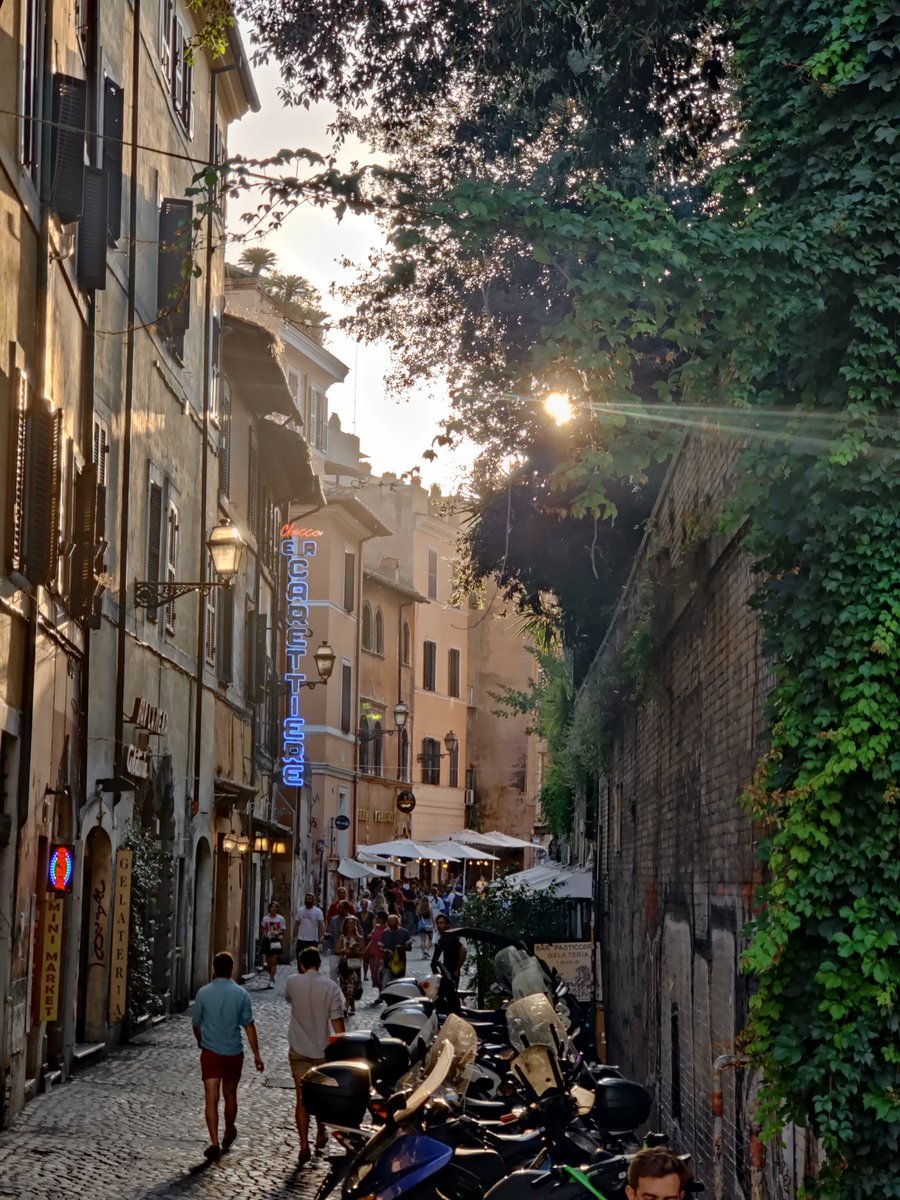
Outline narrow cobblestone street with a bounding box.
[0,957,424,1199]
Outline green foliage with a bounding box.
[122,826,165,1030]
[222,0,900,1188]
[459,879,569,1004]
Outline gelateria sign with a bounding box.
[280,525,322,788]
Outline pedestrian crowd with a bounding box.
[190,878,467,1164]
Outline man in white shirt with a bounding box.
[284,946,345,1163]
[292,892,325,961]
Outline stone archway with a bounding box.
[77,825,112,1044]
[191,839,213,994]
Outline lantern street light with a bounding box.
[417,730,460,764]
[135,519,246,609]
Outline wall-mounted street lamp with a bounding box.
[358,699,410,743]
[135,519,246,609]
[416,730,459,763]
[297,641,337,690]
[223,829,251,856]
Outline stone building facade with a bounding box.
[577,432,814,1198]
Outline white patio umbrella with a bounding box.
[337,857,392,880]
[363,838,460,861]
[425,840,498,891]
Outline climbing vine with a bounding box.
[198,0,899,1189]
[122,826,165,1030]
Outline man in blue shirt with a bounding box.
[192,952,264,1161]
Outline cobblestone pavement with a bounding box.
[0,950,433,1200]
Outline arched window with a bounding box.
[402,621,411,665]
[359,716,371,772]
[373,722,384,777]
[374,608,385,655]
[361,602,372,650]
[400,729,410,783]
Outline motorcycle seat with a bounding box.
[451,1147,508,1186]
[461,1008,505,1022]
[463,1098,510,1118]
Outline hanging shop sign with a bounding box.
[280,532,318,788]
[126,697,169,735]
[125,744,151,780]
[47,844,75,893]
[334,814,350,831]
[38,896,64,1023]
[108,849,134,1024]
[396,790,416,815]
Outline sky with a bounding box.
[226,55,472,492]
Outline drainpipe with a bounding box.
[112,0,141,788]
[397,600,412,782]
[712,1053,755,1200]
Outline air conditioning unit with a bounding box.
[464,789,475,807]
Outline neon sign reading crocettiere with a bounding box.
[281,533,318,786]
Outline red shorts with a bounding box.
[200,1049,244,1083]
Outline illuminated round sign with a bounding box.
[48,845,75,893]
[396,790,416,815]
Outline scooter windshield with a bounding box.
[506,993,570,1053]
[494,946,553,1000]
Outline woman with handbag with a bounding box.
[260,901,286,989]
[335,915,368,1016]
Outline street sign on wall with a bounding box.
[396,790,416,815]
[108,849,133,1024]
[334,814,350,831]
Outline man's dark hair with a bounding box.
[212,952,234,978]
[627,1148,692,1189]
[299,946,321,971]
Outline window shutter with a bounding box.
[50,74,87,223]
[102,78,124,240]
[23,400,62,586]
[205,586,216,664]
[343,551,355,612]
[146,481,163,621]
[165,502,178,632]
[247,438,258,537]
[217,589,234,683]
[6,373,28,576]
[255,614,268,698]
[93,416,109,487]
[71,463,98,619]
[218,381,231,496]
[341,662,352,734]
[77,166,109,290]
[156,198,193,336]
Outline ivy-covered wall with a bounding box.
[578,433,814,1197]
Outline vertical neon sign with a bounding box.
[281,531,318,786]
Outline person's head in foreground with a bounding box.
[625,1148,692,1200]
[212,951,234,979]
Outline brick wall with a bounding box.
[584,432,815,1198]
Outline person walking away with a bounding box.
[379,914,412,989]
[366,911,388,996]
[327,886,356,920]
[285,947,346,1164]
[335,915,368,1016]
[356,899,374,978]
[293,892,325,960]
[192,952,264,1161]
[260,901,286,988]
[370,880,388,915]
[625,1147,692,1200]
[325,900,350,979]
[416,893,434,957]
[401,879,418,935]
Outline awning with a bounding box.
[499,862,593,899]
[258,415,325,506]
[448,830,536,851]
[222,314,295,419]
[337,857,391,880]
